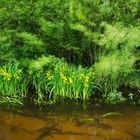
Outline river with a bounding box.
[0,102,139,140]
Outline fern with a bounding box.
[99,22,140,51]
[125,27,140,51]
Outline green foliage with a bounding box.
[0,63,27,103]
[95,22,140,94]
[38,18,64,40]
[0,30,16,62]
[99,22,140,52]
[29,56,95,102]
[95,51,135,78]
[15,32,45,58]
[1,0,139,65]
[0,0,140,105]
[94,51,136,94]
[103,90,126,105]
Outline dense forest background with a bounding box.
[0,0,140,104]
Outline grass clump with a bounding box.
[29,56,96,103]
[0,63,27,105]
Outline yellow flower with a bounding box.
[69,78,73,84]
[14,69,22,79]
[80,73,85,79]
[46,70,51,76]
[45,70,52,80]
[3,73,12,81]
[0,67,12,81]
[62,76,68,82]
[88,70,95,78]
[85,76,89,82]
[84,83,89,87]
[0,67,6,75]
[83,76,89,87]
[47,77,52,81]
[60,73,68,83]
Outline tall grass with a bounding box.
[94,51,136,103]
[49,64,95,101]
[29,56,96,103]
[0,63,27,104]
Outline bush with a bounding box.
[103,90,126,105]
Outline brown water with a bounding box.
[0,103,139,140]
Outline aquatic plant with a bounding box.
[102,112,122,118]
[0,63,27,104]
[29,56,96,103]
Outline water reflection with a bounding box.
[0,105,139,140]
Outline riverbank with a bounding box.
[0,58,140,106]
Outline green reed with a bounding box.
[0,63,27,104]
[30,60,96,103]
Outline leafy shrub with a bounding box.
[103,90,126,105]
[94,22,139,94]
